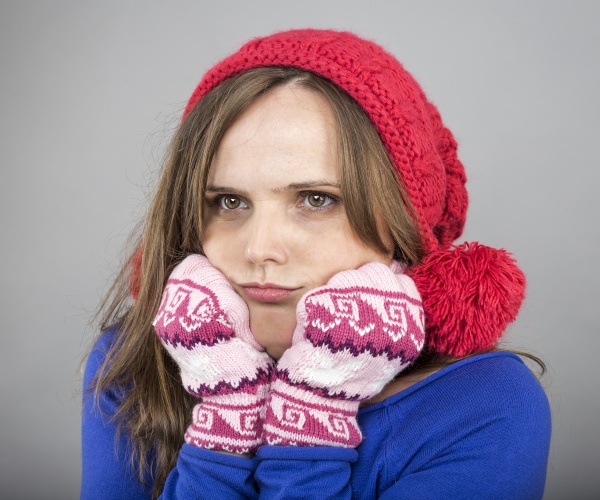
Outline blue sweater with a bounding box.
[81,327,551,499]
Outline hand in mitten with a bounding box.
[153,254,273,454]
[263,261,425,448]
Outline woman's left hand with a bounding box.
[263,262,425,448]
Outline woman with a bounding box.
[82,29,551,499]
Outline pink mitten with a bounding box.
[153,254,273,454]
[263,262,425,447]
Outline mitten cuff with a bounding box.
[262,378,362,448]
[185,385,269,454]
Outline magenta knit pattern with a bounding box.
[302,287,424,361]
[263,263,425,447]
[153,255,273,453]
[153,279,235,350]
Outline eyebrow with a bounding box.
[205,180,341,195]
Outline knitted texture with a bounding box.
[183,29,466,253]
[132,28,527,358]
[153,255,273,453]
[408,243,526,356]
[263,262,425,447]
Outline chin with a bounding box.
[265,344,289,361]
[248,304,296,359]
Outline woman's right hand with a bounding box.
[153,254,273,454]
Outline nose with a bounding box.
[245,208,288,266]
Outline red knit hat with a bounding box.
[136,29,525,357]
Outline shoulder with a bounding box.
[81,325,152,499]
[390,352,550,422]
[83,324,119,386]
[83,324,123,413]
[367,352,549,415]
[435,352,549,416]
[356,353,551,498]
[367,352,551,465]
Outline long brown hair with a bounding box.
[90,66,457,496]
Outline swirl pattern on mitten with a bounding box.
[153,255,273,453]
[263,262,425,447]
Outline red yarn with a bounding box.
[408,243,526,357]
[183,29,468,253]
[127,30,526,360]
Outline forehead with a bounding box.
[209,85,339,187]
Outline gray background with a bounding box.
[1,1,598,498]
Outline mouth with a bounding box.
[238,282,301,303]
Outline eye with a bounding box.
[219,195,247,210]
[303,192,335,209]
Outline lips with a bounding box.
[239,283,300,303]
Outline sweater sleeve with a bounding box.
[81,330,151,499]
[81,328,258,499]
[161,445,257,499]
[254,445,358,499]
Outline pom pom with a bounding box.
[408,242,526,357]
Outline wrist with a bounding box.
[185,384,270,454]
[262,378,361,448]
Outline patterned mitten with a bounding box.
[153,255,273,454]
[263,262,425,447]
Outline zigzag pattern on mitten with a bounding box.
[154,278,272,396]
[303,287,425,359]
[154,278,235,349]
[263,380,362,447]
[185,387,269,454]
[264,264,426,447]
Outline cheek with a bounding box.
[338,218,394,266]
[201,225,240,276]
[301,223,392,286]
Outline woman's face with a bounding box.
[202,85,392,359]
